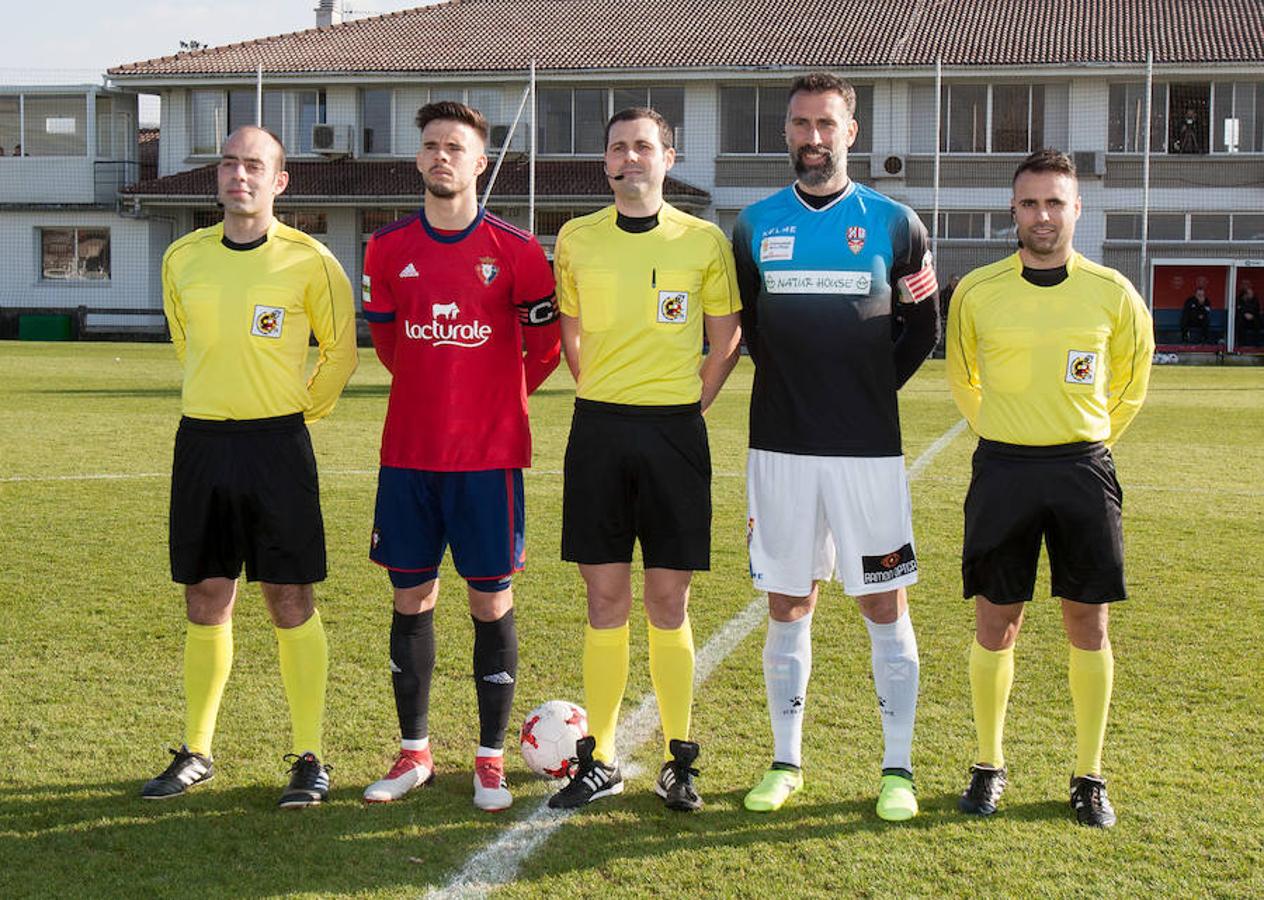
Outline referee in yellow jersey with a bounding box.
[947,149,1153,828]
[142,126,357,807]
[548,108,741,812]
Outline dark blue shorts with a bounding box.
[370,467,525,592]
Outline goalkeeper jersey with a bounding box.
[162,220,357,423]
[946,251,1154,446]
[733,181,937,457]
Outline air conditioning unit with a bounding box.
[871,154,906,179]
[1073,150,1106,177]
[311,123,353,156]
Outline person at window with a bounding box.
[1180,285,1213,343]
[1173,108,1203,155]
[1236,282,1261,346]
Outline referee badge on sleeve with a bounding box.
[251,305,285,338]
[658,291,688,324]
[1065,350,1098,385]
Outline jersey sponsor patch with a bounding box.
[760,235,795,262]
[764,270,872,295]
[251,305,285,338]
[861,543,917,585]
[658,290,688,323]
[847,226,866,254]
[404,302,493,348]
[1066,350,1098,384]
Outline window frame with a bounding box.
[719,83,873,156]
[537,85,687,156]
[39,226,111,282]
[939,83,1044,155]
[189,88,328,158]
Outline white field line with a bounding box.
[426,419,968,900]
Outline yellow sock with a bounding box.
[647,617,695,761]
[275,610,328,757]
[583,623,629,764]
[184,621,233,757]
[1069,643,1114,777]
[969,639,1014,768]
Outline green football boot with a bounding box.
[744,766,803,812]
[876,771,918,822]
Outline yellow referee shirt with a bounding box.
[554,203,740,405]
[162,220,357,422]
[946,251,1154,446]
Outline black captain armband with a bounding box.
[517,294,559,326]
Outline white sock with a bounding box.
[401,737,429,752]
[476,745,504,758]
[764,612,812,768]
[864,610,920,773]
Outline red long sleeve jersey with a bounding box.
[362,209,559,471]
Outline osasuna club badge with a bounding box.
[846,226,866,254]
[1066,350,1098,384]
[657,290,688,323]
[251,305,285,338]
[477,257,499,286]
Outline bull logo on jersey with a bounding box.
[250,305,285,338]
[657,291,688,324]
[1066,350,1098,385]
[405,301,492,349]
[847,226,866,254]
[477,257,500,286]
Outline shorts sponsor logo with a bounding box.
[658,290,688,323]
[759,235,795,262]
[251,305,285,338]
[477,256,500,286]
[406,302,493,348]
[861,542,917,584]
[764,270,871,295]
[362,274,372,304]
[1066,350,1098,384]
[846,225,866,254]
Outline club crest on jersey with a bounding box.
[250,305,285,338]
[657,291,688,324]
[476,257,500,286]
[846,226,866,255]
[1066,350,1098,385]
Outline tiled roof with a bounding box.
[107,0,1264,76]
[121,157,710,204]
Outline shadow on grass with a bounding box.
[29,387,181,399]
[0,774,542,898]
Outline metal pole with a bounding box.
[528,59,536,234]
[256,63,263,127]
[1141,51,1153,309]
[481,80,533,208]
[932,57,942,261]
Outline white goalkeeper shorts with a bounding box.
[746,448,919,598]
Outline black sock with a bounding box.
[390,609,435,741]
[472,609,518,750]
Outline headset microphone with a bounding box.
[604,165,625,181]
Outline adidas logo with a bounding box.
[481,671,515,685]
[399,262,419,278]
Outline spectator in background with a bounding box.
[1180,286,1212,343]
[1237,283,1261,346]
[1173,108,1203,155]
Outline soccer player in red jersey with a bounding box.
[359,102,560,811]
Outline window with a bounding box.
[716,209,741,238]
[191,90,227,155]
[721,84,872,155]
[1190,214,1231,241]
[1234,214,1264,241]
[23,95,87,157]
[1148,214,1187,241]
[40,227,109,281]
[191,209,223,230]
[1107,212,1264,242]
[941,84,1044,153]
[1213,82,1262,153]
[536,88,609,154]
[276,211,327,235]
[361,89,393,155]
[611,87,686,149]
[1105,213,1141,240]
[0,96,18,156]
[95,96,134,161]
[1107,83,1167,152]
[918,210,1011,241]
[192,89,328,156]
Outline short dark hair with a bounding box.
[415,101,489,143]
[226,125,287,171]
[1013,148,1077,184]
[788,72,857,117]
[604,107,674,151]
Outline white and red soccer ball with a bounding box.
[519,700,587,778]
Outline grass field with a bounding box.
[1,342,1261,898]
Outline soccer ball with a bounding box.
[520,700,587,779]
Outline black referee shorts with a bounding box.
[562,399,711,571]
[169,413,326,585]
[962,439,1126,605]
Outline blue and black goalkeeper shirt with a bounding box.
[733,181,938,457]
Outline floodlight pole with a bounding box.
[528,59,536,234]
[256,63,263,127]
[932,57,942,261]
[481,79,533,208]
[1140,51,1153,310]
